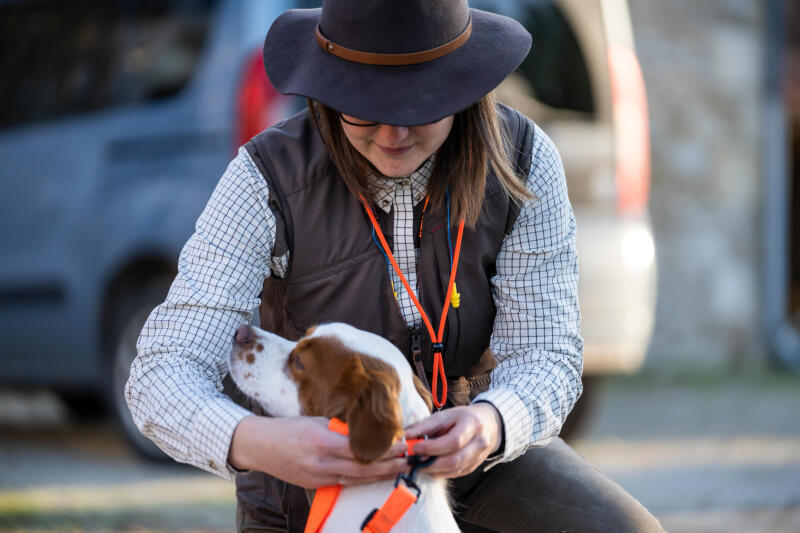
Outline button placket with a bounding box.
[392,184,422,326]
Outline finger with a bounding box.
[324,433,357,460]
[424,439,485,478]
[327,457,409,479]
[313,474,350,488]
[380,439,409,459]
[330,436,408,461]
[342,472,401,486]
[311,416,331,426]
[404,412,457,439]
[311,471,396,488]
[411,418,477,457]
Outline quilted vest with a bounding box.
[245,103,534,380]
[233,104,534,532]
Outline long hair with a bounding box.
[307,92,532,227]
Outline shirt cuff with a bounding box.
[472,387,533,469]
[191,395,253,482]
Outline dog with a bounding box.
[229,322,460,532]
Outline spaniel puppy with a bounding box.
[229,322,459,532]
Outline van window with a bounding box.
[0,0,220,129]
[474,0,595,115]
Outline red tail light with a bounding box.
[235,49,286,150]
[608,44,651,214]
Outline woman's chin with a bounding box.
[372,156,428,178]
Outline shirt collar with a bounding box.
[371,154,434,214]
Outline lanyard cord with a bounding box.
[359,193,465,409]
[446,188,453,268]
[372,227,397,299]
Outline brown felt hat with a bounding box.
[263,0,532,126]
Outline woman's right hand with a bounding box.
[228,415,409,488]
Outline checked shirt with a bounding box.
[125,123,583,481]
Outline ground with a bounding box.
[1,369,798,532]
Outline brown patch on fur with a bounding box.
[255,344,263,352]
[245,353,255,364]
[287,336,402,463]
[413,374,434,413]
[244,372,252,379]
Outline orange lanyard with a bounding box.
[359,194,465,409]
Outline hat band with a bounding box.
[315,17,472,66]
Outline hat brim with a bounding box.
[263,8,532,127]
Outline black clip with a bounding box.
[408,454,437,480]
[393,454,437,499]
[431,342,444,353]
[393,472,422,500]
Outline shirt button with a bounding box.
[208,460,217,470]
[415,193,423,202]
[401,179,410,187]
[380,200,390,208]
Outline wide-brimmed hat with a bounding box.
[263,0,532,126]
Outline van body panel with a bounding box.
[0,0,654,391]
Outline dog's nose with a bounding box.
[235,324,253,344]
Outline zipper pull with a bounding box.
[410,328,430,391]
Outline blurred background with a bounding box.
[0,0,798,531]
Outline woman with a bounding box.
[126,1,664,531]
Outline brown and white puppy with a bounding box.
[229,322,459,532]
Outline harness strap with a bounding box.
[304,419,350,533]
[305,419,426,533]
[304,485,342,533]
[361,485,418,533]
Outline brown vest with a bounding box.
[234,104,535,531]
[246,103,534,379]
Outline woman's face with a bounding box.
[340,114,454,177]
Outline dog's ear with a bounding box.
[345,355,403,464]
[412,374,434,413]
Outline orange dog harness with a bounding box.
[304,418,433,533]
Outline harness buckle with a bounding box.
[393,473,421,500]
[393,454,437,500]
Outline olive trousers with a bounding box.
[235,437,665,532]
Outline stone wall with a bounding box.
[628,0,767,370]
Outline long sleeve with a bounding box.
[473,124,584,464]
[125,147,277,481]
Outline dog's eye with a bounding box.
[290,350,305,371]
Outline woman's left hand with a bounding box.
[403,403,503,478]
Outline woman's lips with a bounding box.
[378,145,413,156]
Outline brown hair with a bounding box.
[307,92,532,228]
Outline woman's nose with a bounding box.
[375,124,410,145]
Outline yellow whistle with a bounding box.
[451,283,461,308]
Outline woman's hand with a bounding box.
[404,403,503,478]
[228,415,408,488]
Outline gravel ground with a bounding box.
[1,369,798,532]
[571,370,800,533]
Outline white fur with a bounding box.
[229,322,459,533]
[228,327,301,417]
